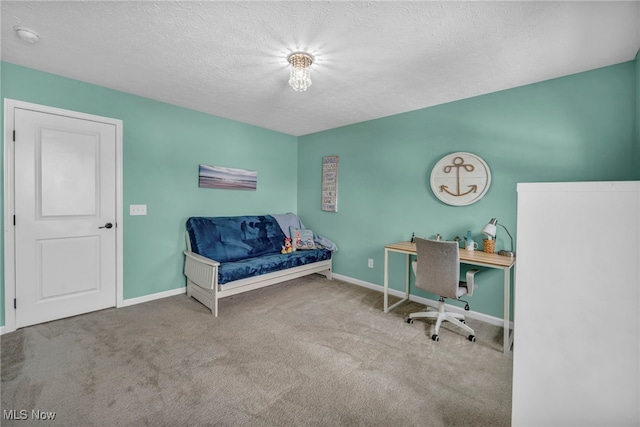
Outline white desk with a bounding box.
[383,241,516,354]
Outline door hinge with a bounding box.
[13,215,16,226]
[12,130,16,142]
[14,299,17,309]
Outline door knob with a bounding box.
[99,223,113,229]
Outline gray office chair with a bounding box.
[406,237,481,342]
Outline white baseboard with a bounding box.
[332,273,513,329]
[121,286,186,308]
[0,326,5,335]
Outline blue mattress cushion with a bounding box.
[187,215,285,263]
[218,248,332,284]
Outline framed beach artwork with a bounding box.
[198,164,257,190]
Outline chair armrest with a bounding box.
[465,269,481,297]
[183,250,220,267]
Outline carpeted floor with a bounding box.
[1,276,512,426]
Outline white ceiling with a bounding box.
[2,1,639,136]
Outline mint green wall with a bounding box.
[297,62,637,320]
[0,62,297,326]
[2,60,638,328]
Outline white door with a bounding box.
[13,107,117,328]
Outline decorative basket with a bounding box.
[483,239,495,254]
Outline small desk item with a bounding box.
[383,241,516,354]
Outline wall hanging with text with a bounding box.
[321,156,338,212]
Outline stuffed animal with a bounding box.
[281,237,293,254]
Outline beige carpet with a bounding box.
[1,276,512,426]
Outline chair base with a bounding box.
[406,300,475,341]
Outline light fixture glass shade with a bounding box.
[288,52,313,92]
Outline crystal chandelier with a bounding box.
[288,52,314,92]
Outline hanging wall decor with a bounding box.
[321,156,338,212]
[430,152,491,206]
[198,164,257,190]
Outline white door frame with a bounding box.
[3,99,124,334]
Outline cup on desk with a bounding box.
[465,240,478,251]
[483,239,495,253]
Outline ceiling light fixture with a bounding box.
[14,26,40,44]
[287,52,313,92]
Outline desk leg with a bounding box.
[503,267,511,354]
[404,253,410,301]
[384,248,389,313]
[383,248,409,313]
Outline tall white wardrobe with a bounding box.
[513,181,639,426]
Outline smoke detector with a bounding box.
[14,26,40,44]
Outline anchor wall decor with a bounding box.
[430,152,491,206]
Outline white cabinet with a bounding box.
[513,181,639,427]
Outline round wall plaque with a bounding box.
[430,152,491,206]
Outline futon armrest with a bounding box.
[183,250,220,267]
[184,250,220,291]
[465,269,481,297]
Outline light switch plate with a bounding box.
[130,204,147,216]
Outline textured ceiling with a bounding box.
[2,1,639,136]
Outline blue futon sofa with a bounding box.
[184,215,333,316]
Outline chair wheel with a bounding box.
[405,317,414,324]
[431,334,439,342]
[460,319,466,324]
[468,335,476,342]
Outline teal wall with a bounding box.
[0,62,298,325]
[297,61,637,320]
[1,58,638,327]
